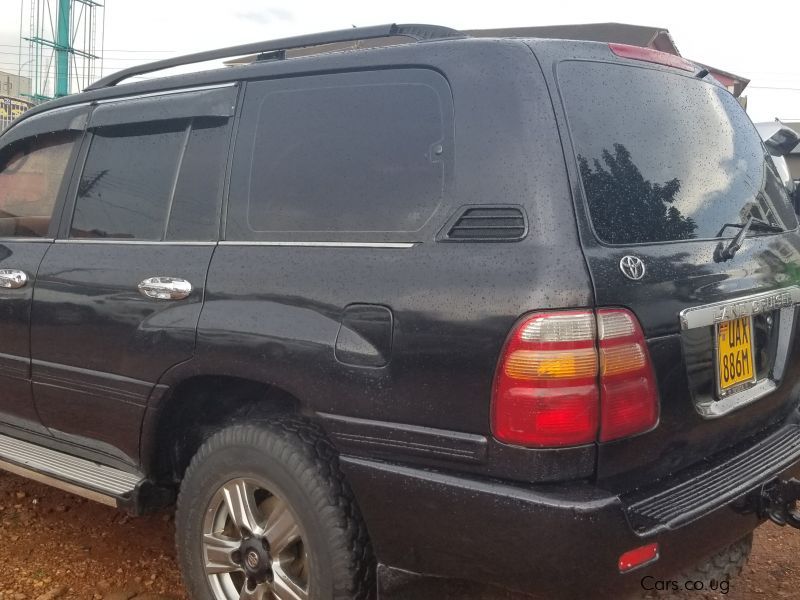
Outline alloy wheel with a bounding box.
[202,477,309,600]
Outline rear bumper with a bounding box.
[341,419,800,598]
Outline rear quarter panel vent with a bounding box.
[438,205,528,242]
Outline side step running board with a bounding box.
[0,433,142,508]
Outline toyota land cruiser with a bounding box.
[1,23,799,600]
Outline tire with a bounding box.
[176,419,375,600]
[677,533,752,583]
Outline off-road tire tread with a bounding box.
[678,533,752,583]
[176,417,376,600]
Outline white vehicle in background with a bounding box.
[755,120,799,205]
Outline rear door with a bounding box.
[550,50,800,490]
[29,86,236,464]
[0,106,86,435]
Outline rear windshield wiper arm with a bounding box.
[714,217,784,239]
[714,216,784,262]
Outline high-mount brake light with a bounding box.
[492,309,659,448]
[608,43,696,72]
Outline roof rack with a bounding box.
[86,23,463,91]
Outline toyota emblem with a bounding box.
[619,255,646,281]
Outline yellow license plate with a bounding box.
[716,316,756,393]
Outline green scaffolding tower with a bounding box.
[22,0,105,101]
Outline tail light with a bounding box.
[491,311,599,447]
[608,43,696,72]
[597,309,659,442]
[492,309,658,448]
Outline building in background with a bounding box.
[1,71,32,100]
[0,97,31,131]
[0,71,33,132]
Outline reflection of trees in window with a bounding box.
[578,143,697,244]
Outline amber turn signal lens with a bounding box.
[505,348,598,380]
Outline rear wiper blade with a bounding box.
[746,217,784,233]
[714,216,784,262]
[714,217,784,238]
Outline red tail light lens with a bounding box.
[609,43,696,72]
[492,311,599,447]
[597,309,659,442]
[492,309,659,448]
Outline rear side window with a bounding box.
[71,118,229,240]
[227,69,450,241]
[559,61,797,245]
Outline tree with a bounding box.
[578,143,696,243]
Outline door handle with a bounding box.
[0,269,28,289]
[137,276,192,300]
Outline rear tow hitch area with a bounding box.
[757,478,800,528]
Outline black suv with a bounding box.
[1,23,800,600]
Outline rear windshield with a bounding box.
[559,61,797,245]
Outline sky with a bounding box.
[0,0,799,122]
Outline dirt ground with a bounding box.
[0,473,186,600]
[0,472,798,600]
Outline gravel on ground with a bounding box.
[0,471,798,599]
[0,472,186,599]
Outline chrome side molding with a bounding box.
[218,241,417,249]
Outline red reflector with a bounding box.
[618,543,659,573]
[609,43,695,72]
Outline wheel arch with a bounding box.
[141,373,306,484]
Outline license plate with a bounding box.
[716,316,756,394]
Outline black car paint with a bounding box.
[30,242,215,463]
[0,241,53,436]
[529,39,800,493]
[347,451,794,599]
[0,34,799,597]
[144,40,597,486]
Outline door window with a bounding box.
[71,121,186,240]
[70,118,229,241]
[0,132,78,238]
